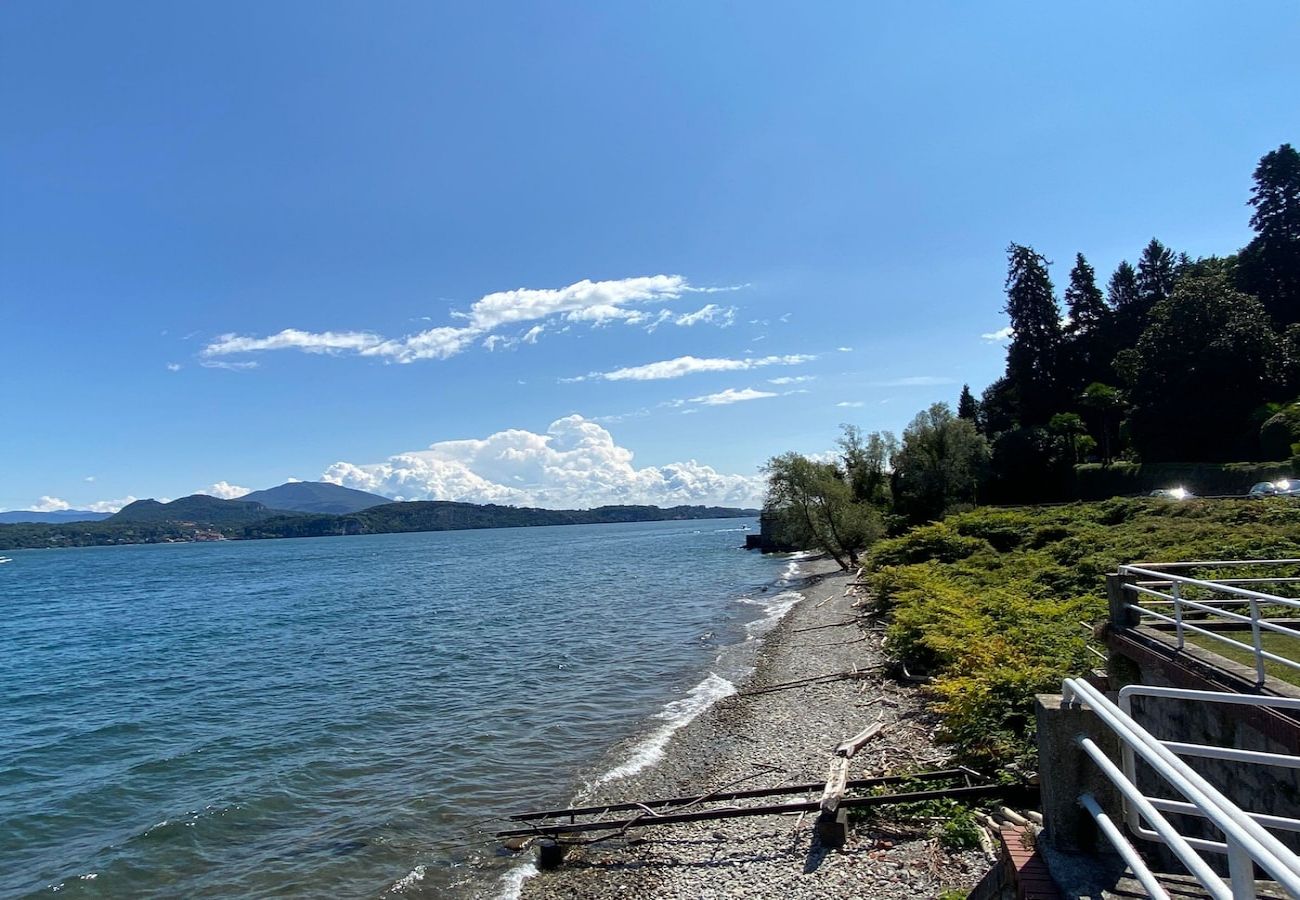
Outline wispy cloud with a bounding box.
[688,387,779,406]
[203,275,743,365]
[869,375,956,387]
[200,360,260,371]
[768,375,816,385]
[837,346,853,352]
[578,353,817,382]
[836,401,866,408]
[981,326,1013,343]
[166,362,182,372]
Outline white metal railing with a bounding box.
[1119,561,1300,685]
[1063,678,1300,899]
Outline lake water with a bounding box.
[0,519,803,898]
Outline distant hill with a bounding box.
[109,494,301,526]
[240,481,390,515]
[0,499,756,551]
[0,510,112,524]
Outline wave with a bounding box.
[0,557,11,564]
[743,590,803,639]
[390,864,426,892]
[594,673,736,785]
[495,861,539,900]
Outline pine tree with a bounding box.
[1239,143,1300,325]
[957,384,979,421]
[1108,261,1142,338]
[1003,244,1064,424]
[1136,238,1177,314]
[1063,253,1107,335]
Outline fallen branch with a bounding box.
[736,667,882,698]
[835,721,885,758]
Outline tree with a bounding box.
[1063,253,1108,335]
[1136,238,1177,316]
[1238,143,1300,325]
[1108,260,1142,339]
[836,425,896,507]
[1079,382,1124,464]
[891,403,991,521]
[1003,244,1064,424]
[762,452,880,569]
[1048,412,1089,465]
[957,384,980,422]
[1126,270,1281,461]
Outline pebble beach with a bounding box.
[513,560,998,900]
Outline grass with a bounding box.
[865,497,1300,768]
[1183,628,1300,686]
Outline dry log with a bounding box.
[835,721,885,758]
[820,755,852,814]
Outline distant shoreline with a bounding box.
[0,504,759,552]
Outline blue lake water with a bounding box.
[0,519,801,898]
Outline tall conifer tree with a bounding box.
[1239,143,1300,325]
[1003,244,1063,424]
[957,384,979,421]
[1136,238,1177,314]
[1063,253,1107,335]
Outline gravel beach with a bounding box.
[512,559,998,900]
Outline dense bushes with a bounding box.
[866,498,1300,768]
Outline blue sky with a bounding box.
[3,2,1298,511]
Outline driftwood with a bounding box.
[835,721,885,758]
[735,667,882,698]
[790,619,858,633]
[820,755,852,814]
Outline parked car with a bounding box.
[1149,487,1195,500]
[1248,481,1281,498]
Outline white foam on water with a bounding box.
[743,590,803,639]
[390,864,425,892]
[0,557,11,564]
[495,861,539,900]
[594,672,737,785]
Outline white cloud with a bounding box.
[689,387,778,406]
[86,496,139,513]
[674,304,736,327]
[203,275,740,365]
[200,360,260,371]
[521,325,544,344]
[837,346,853,352]
[84,476,96,482]
[982,326,1013,343]
[202,481,252,499]
[869,376,957,387]
[320,415,765,509]
[166,363,182,372]
[589,353,816,382]
[768,375,816,385]
[28,495,70,512]
[836,401,866,408]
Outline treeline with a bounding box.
[765,143,1300,565]
[0,501,759,551]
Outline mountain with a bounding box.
[0,510,113,524]
[108,494,301,526]
[239,481,390,515]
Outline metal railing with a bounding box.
[1118,560,1300,684]
[1063,678,1300,899]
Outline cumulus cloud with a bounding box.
[202,481,252,499]
[203,275,740,365]
[689,387,778,406]
[982,326,1013,342]
[28,495,70,512]
[584,353,816,382]
[321,415,765,509]
[86,496,139,513]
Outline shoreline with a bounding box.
[508,558,996,900]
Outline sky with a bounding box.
[3,2,1298,512]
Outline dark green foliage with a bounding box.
[957,384,979,422]
[1136,238,1177,318]
[867,499,1300,766]
[1003,244,1064,424]
[1106,260,1141,335]
[892,404,991,521]
[1063,253,1108,336]
[763,451,882,569]
[1073,460,1296,499]
[1238,143,1300,326]
[1125,270,1280,461]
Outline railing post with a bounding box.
[1107,571,1139,630]
[1249,598,1266,685]
[1172,582,1184,650]
[1226,837,1259,899]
